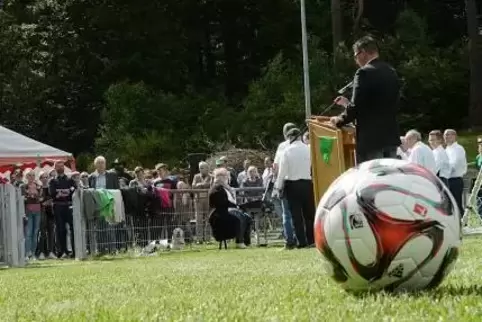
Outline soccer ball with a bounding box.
[314,159,461,292]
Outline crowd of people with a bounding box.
[8,152,292,260]
[397,129,469,215]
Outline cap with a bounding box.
[215,159,224,166]
[477,137,482,144]
[134,166,144,173]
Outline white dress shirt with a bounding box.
[445,142,467,178]
[275,140,311,190]
[396,147,407,160]
[432,145,451,179]
[273,140,289,166]
[407,141,437,175]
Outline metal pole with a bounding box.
[300,0,311,118]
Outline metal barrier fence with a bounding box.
[0,184,26,267]
[1,176,481,265]
[72,187,284,259]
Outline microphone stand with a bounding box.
[290,81,353,143]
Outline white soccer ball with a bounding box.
[314,159,461,292]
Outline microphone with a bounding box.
[337,81,353,94]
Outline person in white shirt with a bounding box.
[272,122,297,248]
[236,159,250,187]
[428,130,450,186]
[444,129,467,214]
[404,130,437,175]
[274,127,314,248]
[396,136,408,160]
[261,157,273,188]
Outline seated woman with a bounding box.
[208,168,252,249]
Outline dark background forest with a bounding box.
[0,0,481,169]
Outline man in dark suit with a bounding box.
[88,156,120,189]
[330,36,401,163]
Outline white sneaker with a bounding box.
[61,253,68,259]
[25,257,29,262]
[48,252,57,259]
[236,243,247,249]
[38,253,45,260]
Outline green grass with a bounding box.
[1,239,482,321]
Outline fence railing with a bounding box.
[0,174,480,266]
[72,186,284,259]
[0,184,26,267]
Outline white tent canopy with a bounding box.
[0,125,72,166]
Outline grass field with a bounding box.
[1,238,482,321]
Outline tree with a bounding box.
[465,0,482,129]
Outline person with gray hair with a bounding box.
[192,161,213,243]
[404,129,436,175]
[443,129,467,214]
[272,122,297,249]
[274,127,314,249]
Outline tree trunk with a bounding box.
[331,0,343,66]
[466,0,482,129]
[353,0,364,36]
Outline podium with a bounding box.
[308,116,356,207]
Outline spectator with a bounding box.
[88,156,120,189]
[404,130,437,175]
[237,159,251,187]
[444,129,467,215]
[71,171,81,187]
[428,130,450,185]
[88,156,119,255]
[49,168,57,180]
[153,163,182,189]
[80,172,89,188]
[37,171,56,260]
[129,166,148,188]
[209,168,252,249]
[274,127,314,249]
[216,156,238,188]
[262,157,274,188]
[241,166,263,202]
[21,169,43,261]
[12,169,23,187]
[111,159,133,183]
[192,161,213,243]
[153,163,182,241]
[49,161,76,258]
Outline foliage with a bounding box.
[0,0,477,168]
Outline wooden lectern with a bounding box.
[307,116,356,207]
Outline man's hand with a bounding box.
[334,96,350,108]
[330,116,342,126]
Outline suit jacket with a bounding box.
[337,58,401,154]
[88,170,120,190]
